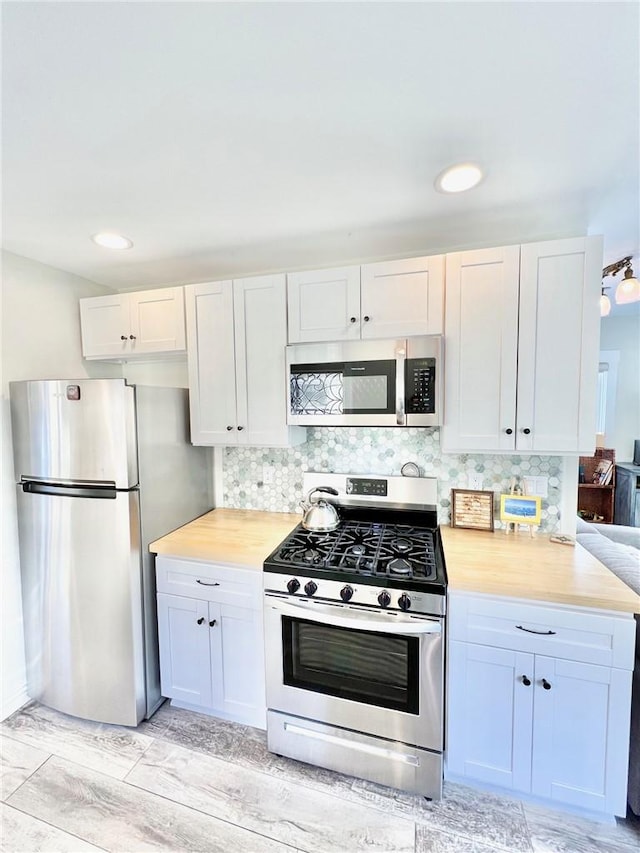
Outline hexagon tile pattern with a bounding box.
[222,428,564,532]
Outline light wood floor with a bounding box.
[1,701,639,853]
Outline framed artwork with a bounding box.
[499,494,542,526]
[450,489,495,531]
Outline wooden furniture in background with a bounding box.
[578,448,616,524]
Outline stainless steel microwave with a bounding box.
[286,336,443,427]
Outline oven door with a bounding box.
[264,595,444,751]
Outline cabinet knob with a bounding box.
[129,335,136,340]
[120,335,127,341]
[237,426,244,431]
[541,678,552,690]
[505,428,513,435]
[197,617,205,625]
[226,425,233,431]
[521,675,531,686]
[363,315,371,322]
[209,619,217,627]
[522,428,531,435]
[350,316,357,323]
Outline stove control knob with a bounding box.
[398,593,412,611]
[378,590,391,608]
[287,578,300,594]
[304,580,318,597]
[340,585,354,602]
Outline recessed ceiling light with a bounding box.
[91,232,133,250]
[435,163,484,193]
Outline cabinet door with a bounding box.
[185,281,238,445]
[531,656,632,816]
[128,287,186,354]
[157,593,212,707]
[447,641,533,791]
[517,237,602,453]
[234,274,303,447]
[79,294,131,358]
[209,602,266,728]
[442,247,520,452]
[360,255,444,339]
[287,266,361,343]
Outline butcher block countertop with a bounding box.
[441,526,639,614]
[150,509,639,613]
[149,508,300,570]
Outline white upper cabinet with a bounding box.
[287,256,444,343]
[516,238,602,453]
[443,246,520,452]
[80,287,185,359]
[442,236,602,454]
[185,280,237,445]
[186,275,305,447]
[287,266,361,343]
[360,255,445,339]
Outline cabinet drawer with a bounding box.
[448,593,635,670]
[156,557,262,610]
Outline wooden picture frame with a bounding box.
[499,494,542,526]
[451,489,495,531]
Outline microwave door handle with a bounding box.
[267,598,441,636]
[395,344,406,426]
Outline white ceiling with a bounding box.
[2,2,639,291]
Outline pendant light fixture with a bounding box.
[601,255,640,309]
[615,265,640,305]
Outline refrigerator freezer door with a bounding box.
[16,484,145,726]
[10,379,137,489]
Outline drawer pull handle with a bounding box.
[197,580,220,587]
[197,617,205,625]
[515,625,556,635]
[209,619,217,627]
[541,678,552,690]
[521,675,531,686]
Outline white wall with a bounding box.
[1,251,120,719]
[599,313,640,461]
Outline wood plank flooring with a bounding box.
[1,702,639,853]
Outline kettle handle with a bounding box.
[302,486,339,508]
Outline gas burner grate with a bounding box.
[270,520,439,583]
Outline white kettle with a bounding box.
[299,486,340,532]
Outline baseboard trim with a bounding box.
[1,686,29,721]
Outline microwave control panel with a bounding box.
[406,358,436,414]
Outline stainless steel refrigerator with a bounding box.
[10,379,212,726]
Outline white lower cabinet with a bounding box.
[156,558,266,728]
[446,593,635,817]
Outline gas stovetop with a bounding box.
[263,473,447,613]
[264,511,446,603]
[266,518,441,583]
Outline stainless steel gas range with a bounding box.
[263,472,447,799]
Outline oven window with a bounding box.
[282,617,419,714]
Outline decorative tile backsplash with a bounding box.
[222,428,564,532]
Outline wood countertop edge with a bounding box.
[149,508,301,571]
[148,509,639,615]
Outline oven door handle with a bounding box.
[267,598,442,635]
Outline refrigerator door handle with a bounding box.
[21,481,117,500]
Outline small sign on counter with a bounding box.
[450,489,495,531]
